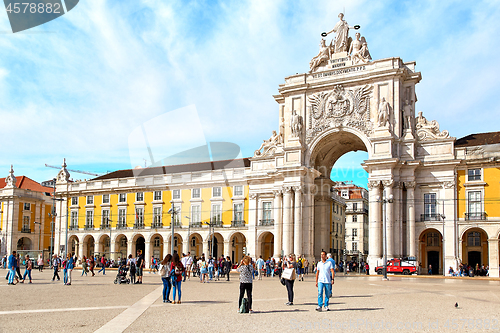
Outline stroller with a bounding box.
[114,264,130,284]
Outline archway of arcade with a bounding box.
[229,232,246,264]
[258,231,274,260]
[460,227,489,273]
[419,228,443,275]
[308,130,369,259]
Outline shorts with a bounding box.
[137,268,143,276]
[201,268,208,274]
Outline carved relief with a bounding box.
[415,111,449,141]
[405,181,416,189]
[249,193,258,200]
[306,84,373,143]
[367,180,381,189]
[377,97,390,128]
[382,179,394,188]
[254,130,281,157]
[283,186,294,194]
[290,110,303,138]
[348,33,371,64]
[273,190,283,197]
[443,181,455,189]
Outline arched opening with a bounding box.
[229,232,247,264]
[83,235,95,259]
[461,228,488,273]
[167,233,183,255]
[68,235,79,257]
[258,231,274,259]
[308,130,369,260]
[17,237,32,251]
[134,234,145,257]
[115,234,128,259]
[419,228,442,275]
[150,234,163,260]
[97,234,110,258]
[189,233,203,257]
[209,233,224,259]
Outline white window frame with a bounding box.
[22,216,30,228]
[262,201,272,222]
[87,196,94,205]
[192,188,201,199]
[233,203,243,222]
[102,194,110,204]
[353,228,357,237]
[211,204,222,223]
[118,208,127,227]
[119,193,127,203]
[233,185,243,197]
[212,187,222,198]
[191,205,201,224]
[154,191,162,201]
[102,209,110,227]
[23,203,31,211]
[466,190,483,220]
[173,189,181,200]
[424,193,437,217]
[136,192,144,202]
[71,211,78,227]
[467,168,482,182]
[71,197,78,205]
[135,207,144,226]
[86,211,94,227]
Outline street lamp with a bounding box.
[184,216,190,253]
[167,204,179,255]
[439,200,446,276]
[204,221,216,257]
[377,194,394,280]
[34,221,41,251]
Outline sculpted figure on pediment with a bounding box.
[324,13,354,53]
[377,97,390,127]
[254,130,281,157]
[349,33,372,64]
[309,39,331,73]
[415,111,449,141]
[290,110,303,138]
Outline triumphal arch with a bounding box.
[247,13,456,271]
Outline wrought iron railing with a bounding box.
[231,220,245,227]
[259,219,274,226]
[420,214,441,222]
[21,226,31,233]
[465,212,486,221]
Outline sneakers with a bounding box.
[324,306,330,311]
[249,310,254,314]
[285,302,293,306]
[316,306,322,312]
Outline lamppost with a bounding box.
[440,200,446,276]
[184,216,190,253]
[167,203,178,255]
[34,221,41,251]
[377,194,394,280]
[204,221,216,257]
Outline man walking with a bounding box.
[52,254,61,281]
[7,251,17,285]
[256,255,265,280]
[98,255,106,275]
[327,253,336,271]
[224,256,232,281]
[316,251,335,312]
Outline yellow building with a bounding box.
[0,166,54,260]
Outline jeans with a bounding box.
[23,269,32,282]
[8,268,15,283]
[208,267,214,280]
[162,277,172,301]
[52,267,60,281]
[239,282,253,310]
[318,282,332,307]
[285,279,294,303]
[172,279,182,301]
[63,269,68,284]
[98,265,105,275]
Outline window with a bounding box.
[234,185,243,196]
[211,204,222,224]
[102,194,110,204]
[173,204,181,225]
[191,236,196,247]
[173,189,180,200]
[341,190,349,198]
[120,237,127,247]
[192,188,201,199]
[262,201,272,222]
[467,231,481,247]
[23,216,30,227]
[135,208,144,226]
[424,193,437,217]
[102,210,110,227]
[71,211,78,227]
[118,193,126,203]
[118,209,126,227]
[427,232,439,247]
[468,168,481,181]
[71,197,78,205]
[234,203,243,222]
[352,228,357,237]
[87,196,94,205]
[467,191,482,219]
[191,205,201,223]
[352,215,357,223]
[136,192,144,202]
[154,191,162,201]
[153,207,162,226]
[86,211,93,227]
[352,242,357,252]
[353,203,357,211]
[154,237,161,247]
[23,203,31,211]
[213,187,222,197]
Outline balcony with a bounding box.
[465,212,487,221]
[100,224,110,230]
[116,223,127,230]
[170,222,182,229]
[346,208,369,214]
[210,220,223,228]
[420,214,441,222]
[151,222,163,229]
[190,222,202,228]
[69,225,79,231]
[84,225,94,230]
[259,219,274,226]
[21,226,31,233]
[231,220,246,227]
[133,223,145,229]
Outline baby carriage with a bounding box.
[114,265,130,284]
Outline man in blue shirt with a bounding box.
[256,255,265,280]
[316,251,335,311]
[7,251,18,285]
[327,253,336,271]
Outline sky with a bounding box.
[0,0,499,188]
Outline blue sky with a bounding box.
[0,0,499,188]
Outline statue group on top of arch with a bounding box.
[309,13,371,73]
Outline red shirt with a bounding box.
[170,262,185,282]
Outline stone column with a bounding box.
[163,239,169,257]
[488,239,499,278]
[144,240,151,268]
[393,182,402,257]
[273,190,283,257]
[202,236,209,256]
[282,187,293,256]
[308,185,316,261]
[247,193,258,256]
[223,241,231,258]
[293,186,303,256]
[183,238,190,255]
[94,242,100,258]
[406,181,416,257]
[368,181,382,266]
[383,180,394,259]
[78,240,84,260]
[110,238,116,259]
[127,240,133,257]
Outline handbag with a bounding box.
[282,267,296,280]
[280,278,286,286]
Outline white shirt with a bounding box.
[316,260,334,284]
[181,256,188,267]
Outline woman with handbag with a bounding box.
[159,254,172,303]
[283,254,297,306]
[237,256,253,313]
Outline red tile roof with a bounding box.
[455,131,500,147]
[0,176,53,195]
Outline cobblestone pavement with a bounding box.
[1,269,499,332]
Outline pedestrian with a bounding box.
[66,253,74,285]
[315,251,335,312]
[7,251,17,285]
[98,255,106,275]
[159,254,172,303]
[200,257,208,283]
[52,254,61,281]
[256,255,265,280]
[89,257,95,276]
[81,256,88,276]
[283,254,297,306]
[296,256,304,281]
[237,256,254,313]
[170,253,185,304]
[304,258,309,275]
[15,254,22,281]
[365,262,370,275]
[224,256,232,281]
[37,255,44,272]
[21,255,33,283]
[135,252,144,284]
[428,264,432,275]
[270,258,275,277]
[184,252,193,281]
[208,255,215,281]
[127,254,136,284]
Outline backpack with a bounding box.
[159,264,167,277]
[174,264,183,276]
[130,261,136,273]
[239,298,249,313]
[297,260,302,269]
